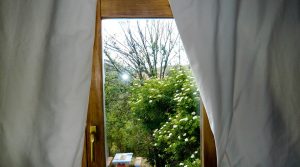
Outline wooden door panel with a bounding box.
[202,106,217,167]
[84,0,217,166]
[83,0,106,166]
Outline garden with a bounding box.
[104,19,201,167]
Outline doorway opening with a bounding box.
[103,19,201,167]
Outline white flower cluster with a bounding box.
[192,116,198,120]
[179,163,187,167]
[179,117,188,122]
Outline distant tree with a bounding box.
[104,20,183,81]
[105,65,151,156]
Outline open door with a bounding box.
[82,0,105,167]
[83,0,216,166]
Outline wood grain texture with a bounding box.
[202,105,217,167]
[101,0,173,18]
[85,0,106,166]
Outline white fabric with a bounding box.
[0,0,96,166]
[170,0,300,166]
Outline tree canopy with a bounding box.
[104,20,184,81]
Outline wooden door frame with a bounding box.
[83,0,217,166]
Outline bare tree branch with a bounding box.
[104,20,183,81]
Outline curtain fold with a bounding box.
[0,0,96,166]
[169,0,300,166]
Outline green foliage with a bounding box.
[106,108,152,156]
[129,67,201,166]
[105,70,130,113]
[129,68,200,131]
[181,158,201,167]
[152,112,200,166]
[129,78,176,131]
[105,69,151,156]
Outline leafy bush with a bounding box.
[152,111,200,166]
[129,67,201,166]
[180,158,201,167]
[105,69,151,156]
[129,78,176,131]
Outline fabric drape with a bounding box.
[0,0,96,166]
[169,0,300,166]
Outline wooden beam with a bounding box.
[81,133,87,167]
[101,0,173,18]
[85,0,106,166]
[202,105,217,167]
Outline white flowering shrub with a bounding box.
[152,111,201,166]
[130,68,201,166]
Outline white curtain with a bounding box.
[170,0,300,166]
[0,0,96,166]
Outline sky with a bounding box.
[102,19,190,66]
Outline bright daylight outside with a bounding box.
[103,19,201,167]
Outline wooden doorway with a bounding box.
[83,0,216,166]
